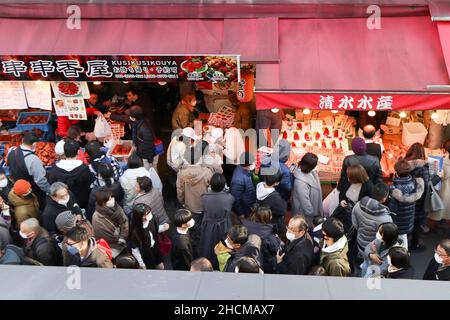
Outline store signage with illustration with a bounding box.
[0,55,240,83]
[257,92,450,111]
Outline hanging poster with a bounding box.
[0,81,27,109]
[23,81,52,110]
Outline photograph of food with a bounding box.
[204,56,238,81]
[180,57,209,74]
[57,82,81,97]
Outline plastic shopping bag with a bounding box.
[323,188,340,218]
[94,116,112,138]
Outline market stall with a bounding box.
[256,91,450,187]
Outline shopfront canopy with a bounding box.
[0,18,279,63]
[256,16,450,93]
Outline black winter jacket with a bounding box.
[132,120,154,162]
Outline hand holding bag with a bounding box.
[94,115,112,138]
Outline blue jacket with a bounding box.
[231,166,256,217]
[260,139,293,201]
[389,176,425,235]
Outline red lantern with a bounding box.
[237,70,254,103]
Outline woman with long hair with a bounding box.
[128,203,166,269]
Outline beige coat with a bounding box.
[92,204,129,251]
[172,103,195,130]
[176,165,213,213]
[8,190,39,226]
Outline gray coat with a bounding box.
[0,216,12,247]
[352,196,393,250]
[199,191,234,269]
[133,189,169,225]
[292,168,323,217]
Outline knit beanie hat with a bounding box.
[13,179,32,196]
[55,211,77,233]
[351,137,367,155]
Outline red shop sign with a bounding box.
[256,92,450,111]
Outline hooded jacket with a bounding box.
[260,139,293,201]
[92,203,129,251]
[8,190,39,225]
[389,176,425,235]
[320,236,351,277]
[0,244,25,265]
[224,234,262,272]
[256,183,287,233]
[241,219,281,273]
[42,192,83,235]
[24,227,58,266]
[49,159,94,209]
[177,165,213,213]
[63,237,113,268]
[231,165,256,217]
[292,168,323,217]
[352,196,393,250]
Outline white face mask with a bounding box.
[19,231,30,239]
[105,198,115,208]
[186,218,195,229]
[375,232,383,241]
[434,253,444,264]
[286,231,296,241]
[129,116,136,122]
[0,178,7,188]
[225,238,234,250]
[57,196,70,206]
[145,212,153,222]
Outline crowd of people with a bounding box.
[0,89,449,282]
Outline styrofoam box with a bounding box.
[402,122,428,146]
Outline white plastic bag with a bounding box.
[94,116,112,138]
[323,188,340,218]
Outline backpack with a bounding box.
[96,238,113,261]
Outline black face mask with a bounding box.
[23,193,34,200]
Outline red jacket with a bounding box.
[56,108,98,138]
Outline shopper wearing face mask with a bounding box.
[0,168,12,205]
[215,225,262,272]
[172,92,197,130]
[320,217,351,277]
[63,225,113,268]
[276,215,313,275]
[8,179,39,227]
[92,187,129,257]
[231,152,257,218]
[384,246,414,279]
[19,217,57,266]
[42,182,84,236]
[361,222,404,278]
[423,239,450,281]
[171,209,195,271]
[292,153,323,226]
[128,203,168,270]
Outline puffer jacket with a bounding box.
[8,190,39,226]
[389,176,425,235]
[352,196,393,250]
[133,189,169,225]
[408,160,430,220]
[223,234,262,272]
[177,165,213,213]
[231,166,256,217]
[320,236,351,277]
